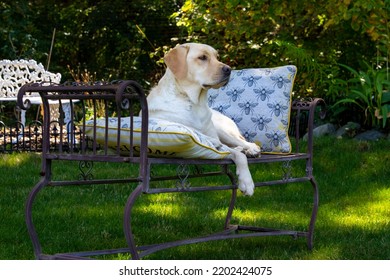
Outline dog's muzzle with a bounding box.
[222,65,232,76]
[204,65,231,89]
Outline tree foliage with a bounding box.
[0,0,183,86]
[173,0,389,101]
[0,0,389,127]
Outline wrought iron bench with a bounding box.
[0,59,67,126]
[18,69,325,260]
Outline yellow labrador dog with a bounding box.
[147,43,261,195]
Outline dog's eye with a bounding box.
[198,55,208,61]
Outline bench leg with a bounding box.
[224,188,238,230]
[223,165,238,230]
[25,178,48,259]
[123,184,144,260]
[308,177,319,250]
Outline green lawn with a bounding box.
[0,136,389,260]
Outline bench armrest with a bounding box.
[290,98,326,154]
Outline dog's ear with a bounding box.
[164,45,189,80]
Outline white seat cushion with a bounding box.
[84,117,231,159]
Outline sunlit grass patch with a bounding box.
[324,187,390,232]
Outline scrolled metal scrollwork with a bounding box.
[22,99,32,110]
[192,165,204,175]
[306,166,313,177]
[121,98,130,109]
[282,160,293,182]
[79,160,94,180]
[176,164,191,190]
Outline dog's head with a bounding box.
[164,43,231,91]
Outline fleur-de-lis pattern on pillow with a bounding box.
[208,65,297,154]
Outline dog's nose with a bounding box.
[222,65,231,75]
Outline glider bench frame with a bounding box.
[18,80,325,260]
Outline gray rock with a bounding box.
[354,129,386,141]
[313,123,336,137]
[335,122,361,138]
[303,123,336,140]
[354,130,386,141]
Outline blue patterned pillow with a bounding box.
[208,65,297,154]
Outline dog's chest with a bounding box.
[173,102,212,130]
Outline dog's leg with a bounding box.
[228,148,255,196]
[212,110,261,157]
[218,128,261,157]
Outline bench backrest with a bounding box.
[0,59,61,99]
[16,79,324,159]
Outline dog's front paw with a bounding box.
[244,143,261,158]
[236,167,255,196]
[238,177,255,196]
